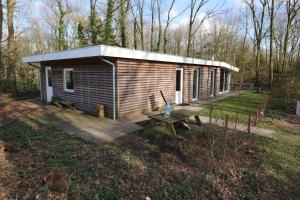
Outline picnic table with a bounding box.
[148,109,202,135]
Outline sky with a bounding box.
[29,0,244,23]
[20,0,245,39]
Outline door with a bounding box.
[45,66,53,102]
[175,68,183,104]
[210,70,215,96]
[192,69,200,100]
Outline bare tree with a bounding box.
[268,0,274,88]
[241,6,249,83]
[133,17,138,49]
[150,0,155,51]
[155,0,162,52]
[281,0,300,73]
[187,0,218,57]
[244,0,268,86]
[0,0,3,90]
[163,0,176,53]
[136,0,145,50]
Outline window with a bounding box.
[47,68,52,87]
[224,71,228,91]
[192,69,199,99]
[220,69,224,92]
[176,70,181,91]
[64,68,74,92]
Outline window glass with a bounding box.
[47,69,52,87]
[176,70,181,91]
[193,69,199,99]
[224,71,228,91]
[64,69,74,91]
[220,69,224,91]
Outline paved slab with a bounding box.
[199,116,273,139]
[189,90,248,107]
[27,106,143,144]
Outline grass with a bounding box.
[257,101,300,197]
[0,96,299,199]
[199,92,265,124]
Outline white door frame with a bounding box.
[192,68,200,100]
[45,66,53,102]
[175,68,183,104]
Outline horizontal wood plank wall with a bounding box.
[183,65,193,103]
[41,58,114,118]
[215,67,221,95]
[116,58,179,118]
[200,66,209,98]
[40,66,47,102]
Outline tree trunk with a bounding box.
[133,17,138,49]
[0,0,3,90]
[90,0,98,44]
[255,42,261,86]
[119,0,128,47]
[187,0,194,57]
[57,0,66,50]
[7,0,17,95]
[155,0,162,52]
[163,0,176,53]
[104,0,115,45]
[138,0,144,50]
[269,0,274,88]
[150,0,155,51]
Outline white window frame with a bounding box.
[64,68,74,93]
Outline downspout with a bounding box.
[28,62,42,101]
[99,57,116,120]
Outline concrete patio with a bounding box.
[25,105,143,144]
[2,90,273,145]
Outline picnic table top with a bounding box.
[148,109,199,124]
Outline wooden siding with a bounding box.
[116,59,217,118]
[41,58,114,118]
[215,67,221,95]
[116,59,179,118]
[40,66,47,102]
[40,57,222,119]
[183,66,193,103]
[200,66,209,98]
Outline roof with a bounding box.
[22,45,239,72]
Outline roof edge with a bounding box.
[23,45,239,72]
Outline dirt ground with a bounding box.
[0,116,299,199]
[0,95,299,199]
[0,97,43,125]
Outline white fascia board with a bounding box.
[99,45,239,72]
[22,46,102,63]
[22,44,239,72]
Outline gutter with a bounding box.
[99,57,116,120]
[28,62,40,69]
